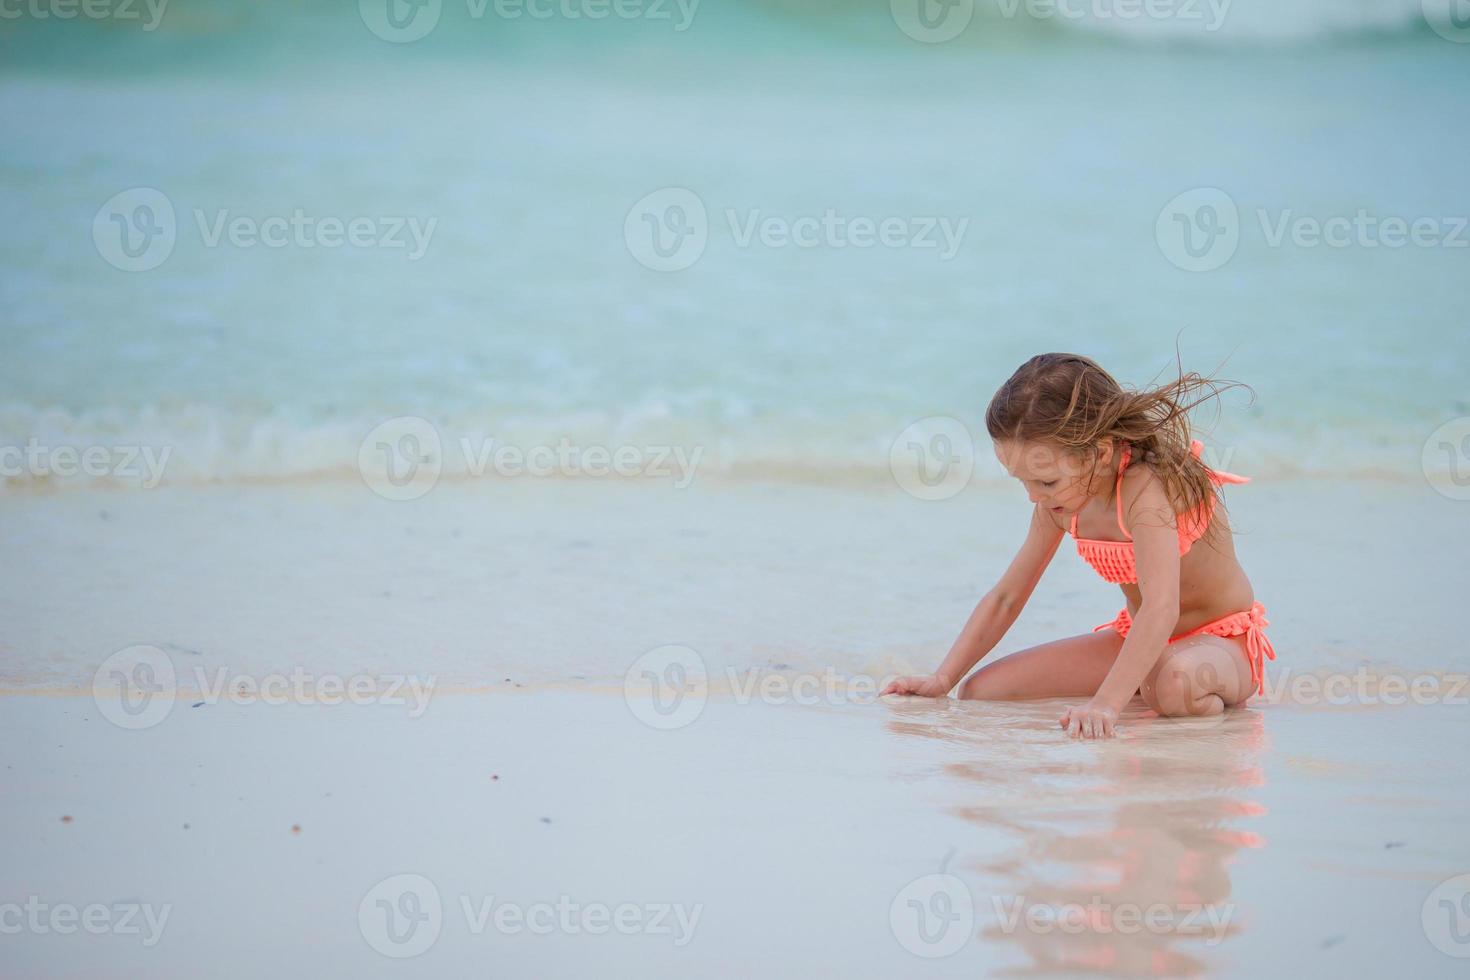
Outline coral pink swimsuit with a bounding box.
[1071,440,1276,695]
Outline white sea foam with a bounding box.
[1017,0,1433,44]
[0,402,1448,490]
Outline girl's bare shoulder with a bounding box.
[1116,458,1175,526]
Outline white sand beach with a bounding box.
[3,476,1468,977]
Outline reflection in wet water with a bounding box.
[887,698,1267,977]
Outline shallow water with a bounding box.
[3,4,1468,487]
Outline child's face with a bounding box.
[993,439,1105,515]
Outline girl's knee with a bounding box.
[958,663,1015,701]
[1143,652,1228,717]
[1145,672,1224,717]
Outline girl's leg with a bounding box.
[958,629,1126,701]
[1140,634,1256,718]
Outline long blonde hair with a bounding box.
[985,353,1248,537]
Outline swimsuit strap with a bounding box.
[1189,438,1252,486]
[1113,443,1133,540]
[1113,440,1243,540]
[1243,602,1277,695]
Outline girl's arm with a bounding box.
[883,504,1064,697]
[1063,474,1180,735]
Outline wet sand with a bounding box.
[2,478,1467,976]
[3,689,1468,977]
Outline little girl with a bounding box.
[882,353,1276,739]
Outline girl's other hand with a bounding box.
[880,675,952,698]
[1060,699,1119,739]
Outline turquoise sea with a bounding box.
[2,0,1468,485]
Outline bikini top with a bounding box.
[1069,440,1249,584]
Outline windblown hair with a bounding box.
[985,353,1248,539]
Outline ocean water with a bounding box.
[2,0,1468,487]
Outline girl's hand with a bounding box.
[881,674,953,699]
[1060,699,1119,739]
